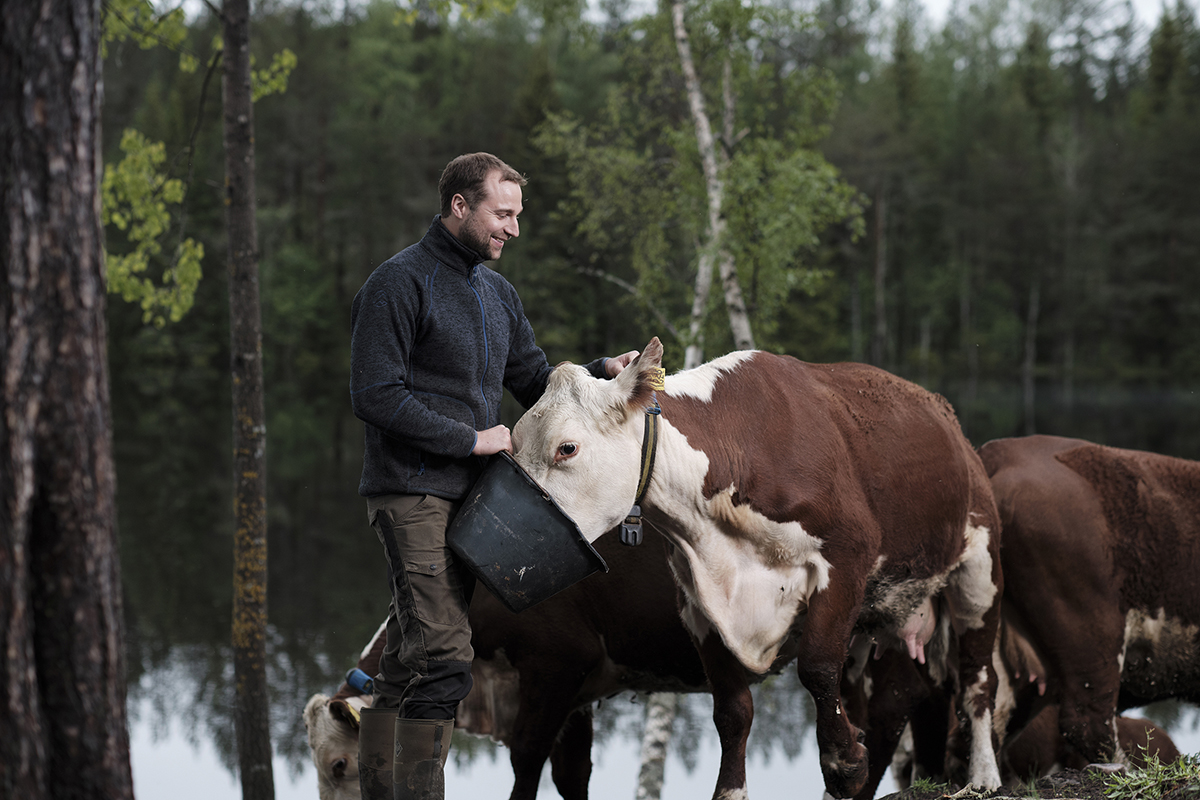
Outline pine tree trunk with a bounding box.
[222,1,275,797]
[0,1,134,797]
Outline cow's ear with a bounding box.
[329,698,361,730]
[616,336,664,411]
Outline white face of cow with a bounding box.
[303,693,367,800]
[513,338,665,543]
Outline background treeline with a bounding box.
[102,0,1200,445]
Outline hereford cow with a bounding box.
[305,529,717,800]
[863,617,1181,795]
[979,435,1200,766]
[511,338,1005,798]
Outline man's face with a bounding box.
[455,171,522,261]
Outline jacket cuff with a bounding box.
[584,357,609,380]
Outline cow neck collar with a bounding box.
[620,367,666,547]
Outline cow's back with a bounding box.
[660,354,991,579]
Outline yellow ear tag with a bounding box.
[648,367,666,392]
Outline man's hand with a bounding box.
[605,350,640,377]
[472,424,512,455]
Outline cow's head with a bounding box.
[513,337,664,542]
[303,692,369,800]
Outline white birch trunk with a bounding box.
[672,0,754,365]
[716,56,755,351]
[635,693,680,800]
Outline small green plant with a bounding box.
[910,775,947,793]
[1105,752,1200,800]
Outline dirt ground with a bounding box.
[877,766,1200,800]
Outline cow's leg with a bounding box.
[909,681,952,783]
[847,649,932,800]
[1054,624,1124,765]
[944,520,1003,790]
[506,678,582,800]
[548,707,594,800]
[795,587,867,799]
[694,628,754,800]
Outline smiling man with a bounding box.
[348,153,636,800]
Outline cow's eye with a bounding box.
[555,442,579,462]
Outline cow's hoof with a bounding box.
[821,742,868,799]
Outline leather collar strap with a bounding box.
[620,367,666,546]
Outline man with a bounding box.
[349,152,636,800]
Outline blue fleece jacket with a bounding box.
[350,217,606,500]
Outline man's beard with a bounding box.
[458,211,498,260]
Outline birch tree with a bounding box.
[535,1,861,367]
[671,0,752,363]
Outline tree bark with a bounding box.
[635,693,679,800]
[0,1,134,797]
[672,0,754,365]
[222,1,275,798]
[1022,280,1040,436]
[871,186,888,367]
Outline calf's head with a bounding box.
[513,337,664,542]
[303,692,369,800]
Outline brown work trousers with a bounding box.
[367,493,475,720]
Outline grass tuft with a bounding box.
[1104,753,1200,800]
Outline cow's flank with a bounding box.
[512,338,1004,799]
[981,434,1200,766]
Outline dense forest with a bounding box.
[99,0,1199,780]
[102,0,1200,439]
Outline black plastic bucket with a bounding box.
[447,452,609,613]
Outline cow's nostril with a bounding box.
[332,757,348,778]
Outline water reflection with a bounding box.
[111,358,1200,793]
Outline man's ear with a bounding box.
[449,192,470,220]
[614,337,664,411]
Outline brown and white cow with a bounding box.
[304,528,717,800]
[979,434,1200,766]
[511,338,1005,799]
[868,617,1182,794]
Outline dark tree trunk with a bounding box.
[0,1,134,798]
[1022,280,1040,436]
[221,1,274,797]
[871,187,888,368]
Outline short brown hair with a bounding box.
[438,153,526,216]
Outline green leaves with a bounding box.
[252,48,298,102]
[101,0,194,72]
[102,5,298,328]
[102,129,204,328]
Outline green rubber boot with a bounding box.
[358,706,399,800]
[393,717,454,800]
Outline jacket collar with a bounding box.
[420,215,485,276]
